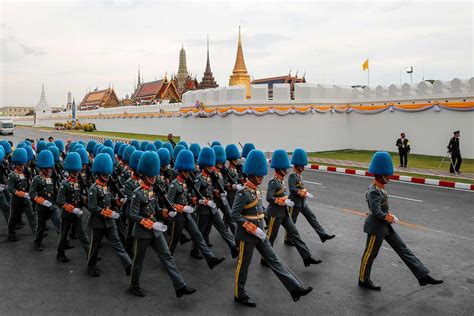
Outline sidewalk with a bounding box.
[308,157,474,181]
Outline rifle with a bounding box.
[108,174,126,199]
[153,181,178,213]
[221,166,236,186]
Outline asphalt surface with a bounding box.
[0,128,473,315]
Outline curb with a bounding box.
[309,164,474,191]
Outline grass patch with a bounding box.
[37,128,180,142]
[308,149,474,173]
[314,162,474,184]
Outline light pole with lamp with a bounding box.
[406,66,413,85]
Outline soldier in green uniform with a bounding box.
[358,151,443,290]
[29,150,62,251]
[128,151,196,298]
[223,144,244,209]
[124,150,144,257]
[264,149,321,267]
[86,153,132,277]
[284,148,335,246]
[56,152,90,262]
[0,146,10,224]
[119,145,136,184]
[166,150,225,269]
[7,148,37,241]
[191,147,238,259]
[232,149,313,307]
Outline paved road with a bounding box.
[0,129,473,315]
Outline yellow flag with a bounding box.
[362,58,369,71]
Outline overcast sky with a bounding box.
[1,0,472,107]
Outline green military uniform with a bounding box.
[0,160,11,223]
[8,169,36,238]
[56,177,90,257]
[124,174,140,255]
[265,176,312,262]
[87,180,132,272]
[29,174,61,248]
[129,183,187,291]
[212,168,237,235]
[232,183,302,301]
[286,170,333,242]
[166,177,217,262]
[359,181,430,283]
[192,171,237,256]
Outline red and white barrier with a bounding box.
[309,164,474,191]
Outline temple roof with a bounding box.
[232,26,248,75]
[133,80,165,98]
[81,88,115,105]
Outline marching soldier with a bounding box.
[191,147,238,259]
[128,151,196,298]
[86,153,132,277]
[358,151,443,290]
[123,150,144,257]
[56,152,90,262]
[0,146,10,224]
[285,148,335,246]
[166,149,225,269]
[264,149,321,267]
[232,149,313,307]
[447,130,462,173]
[119,145,136,184]
[395,133,411,168]
[223,144,244,209]
[7,148,37,241]
[29,150,62,251]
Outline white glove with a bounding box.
[183,206,194,214]
[42,200,53,207]
[120,197,127,204]
[305,192,314,198]
[284,199,295,207]
[231,184,238,190]
[111,211,120,219]
[220,192,227,198]
[168,211,177,217]
[198,199,206,205]
[24,193,30,199]
[254,227,266,241]
[392,215,399,224]
[0,184,5,191]
[236,184,244,191]
[152,222,167,232]
[72,208,83,216]
[207,200,217,209]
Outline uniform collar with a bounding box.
[177,175,186,184]
[96,178,107,187]
[274,173,284,181]
[245,181,257,191]
[68,176,78,183]
[373,180,385,190]
[140,180,151,191]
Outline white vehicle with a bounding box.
[0,120,14,135]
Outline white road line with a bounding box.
[304,180,323,186]
[388,195,423,203]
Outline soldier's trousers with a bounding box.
[124,217,135,257]
[194,210,236,253]
[0,190,10,223]
[130,235,186,290]
[266,215,312,260]
[34,206,61,246]
[285,205,330,242]
[217,197,237,235]
[359,231,430,283]
[167,216,215,261]
[57,217,89,256]
[87,226,132,268]
[8,199,36,237]
[234,239,300,299]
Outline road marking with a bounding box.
[304,180,323,186]
[340,208,430,231]
[388,195,423,203]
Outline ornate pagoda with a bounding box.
[199,36,219,89]
[229,26,251,98]
[173,45,198,95]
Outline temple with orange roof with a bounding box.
[252,72,306,99]
[131,76,180,105]
[80,88,119,110]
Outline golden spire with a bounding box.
[232,26,248,74]
[229,26,251,98]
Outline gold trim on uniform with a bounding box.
[234,240,245,298]
[359,234,376,282]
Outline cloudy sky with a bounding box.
[1,0,472,107]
